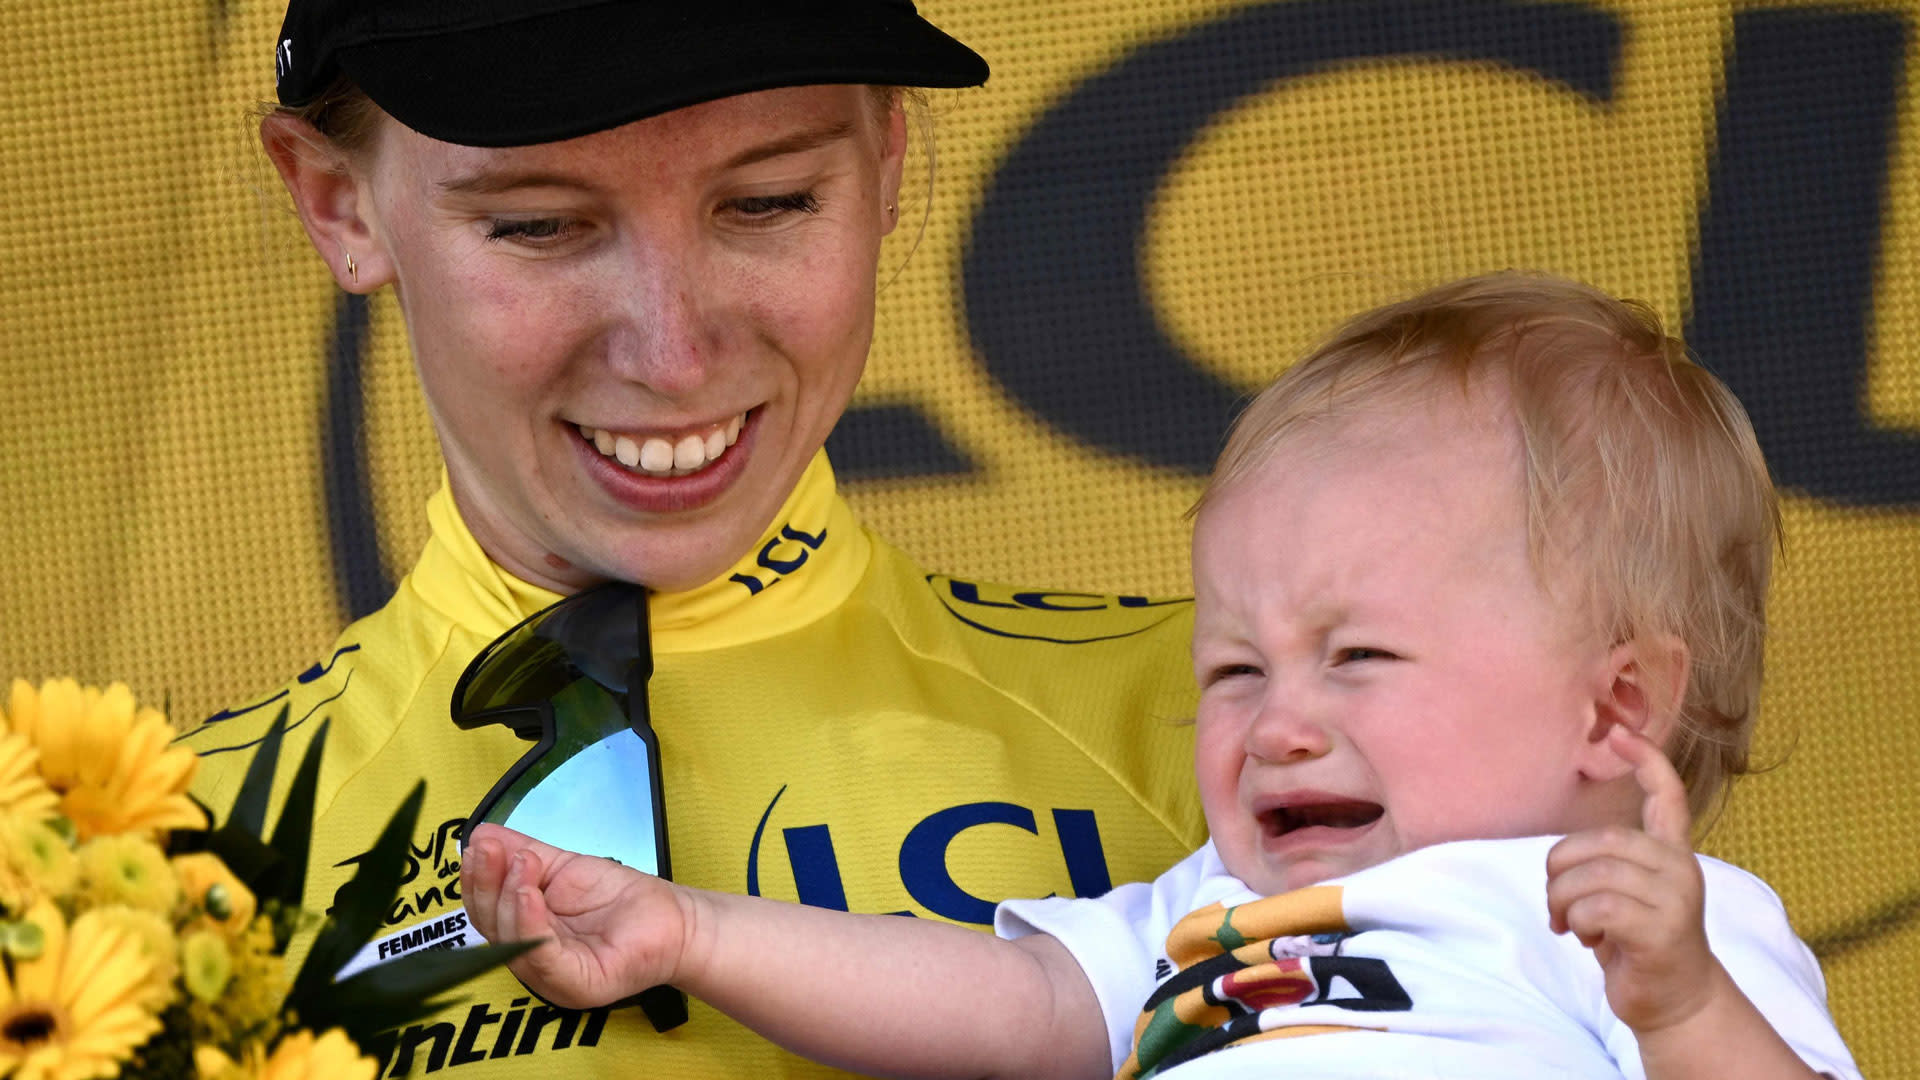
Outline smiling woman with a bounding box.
[279,84,905,593]
[173,2,1207,1077]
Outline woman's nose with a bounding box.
[603,242,721,396]
[1244,690,1333,764]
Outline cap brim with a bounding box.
[340,6,987,147]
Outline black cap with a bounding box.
[273,0,989,147]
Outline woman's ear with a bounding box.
[260,113,391,293]
[879,101,908,235]
[1578,634,1690,783]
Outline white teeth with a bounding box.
[580,413,747,476]
[613,436,640,468]
[673,434,704,470]
[639,437,674,472]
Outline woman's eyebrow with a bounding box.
[719,120,858,170]
[436,120,862,197]
[437,170,585,196]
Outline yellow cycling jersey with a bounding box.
[181,452,1206,1079]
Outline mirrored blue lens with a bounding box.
[483,726,660,875]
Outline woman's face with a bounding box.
[350,85,905,592]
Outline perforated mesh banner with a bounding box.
[3,1,1915,1072]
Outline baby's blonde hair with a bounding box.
[1199,272,1780,820]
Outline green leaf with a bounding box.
[285,781,424,1012]
[263,717,330,911]
[226,704,290,838]
[178,707,324,922]
[191,824,280,886]
[205,717,332,949]
[297,942,540,1042]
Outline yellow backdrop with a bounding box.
[3,1,1915,1074]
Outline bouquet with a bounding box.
[0,679,524,1080]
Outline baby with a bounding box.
[461,273,1859,1079]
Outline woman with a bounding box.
[182,1,1205,1075]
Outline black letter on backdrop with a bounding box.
[963,0,1621,473]
[1686,9,1918,505]
[325,4,1920,617]
[324,292,391,619]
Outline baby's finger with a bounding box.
[495,851,548,945]
[1605,725,1692,848]
[493,886,576,999]
[461,838,506,940]
[1546,856,1668,935]
[1559,888,1659,950]
[468,823,570,868]
[1546,826,1672,880]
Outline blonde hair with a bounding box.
[1201,272,1780,820]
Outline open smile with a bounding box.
[570,407,762,515]
[578,411,747,478]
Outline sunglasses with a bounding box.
[452,581,687,1032]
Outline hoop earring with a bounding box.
[345,252,358,284]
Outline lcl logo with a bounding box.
[965,0,1920,504]
[320,1,1920,604]
[743,785,1120,925]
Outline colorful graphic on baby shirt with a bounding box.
[1119,885,1413,1079]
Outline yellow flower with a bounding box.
[195,1042,250,1080]
[88,907,178,1010]
[173,853,257,935]
[77,835,180,915]
[0,734,57,824]
[0,900,161,1080]
[181,930,232,1002]
[1,678,207,841]
[195,1043,241,1080]
[188,915,285,1052]
[0,815,79,913]
[194,1029,377,1080]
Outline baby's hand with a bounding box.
[1545,726,1720,1034]
[462,823,692,1010]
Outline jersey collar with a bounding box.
[407,451,870,652]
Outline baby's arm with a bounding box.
[1545,727,1822,1080]
[461,824,1112,1080]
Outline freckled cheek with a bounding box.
[438,270,596,386]
[753,280,875,403]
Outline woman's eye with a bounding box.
[1335,647,1395,664]
[484,218,575,245]
[726,191,822,219]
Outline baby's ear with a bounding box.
[1578,634,1690,783]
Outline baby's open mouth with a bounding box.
[1264,801,1384,836]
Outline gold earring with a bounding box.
[885,202,895,216]
[345,252,358,284]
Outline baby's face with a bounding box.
[1191,393,1615,895]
